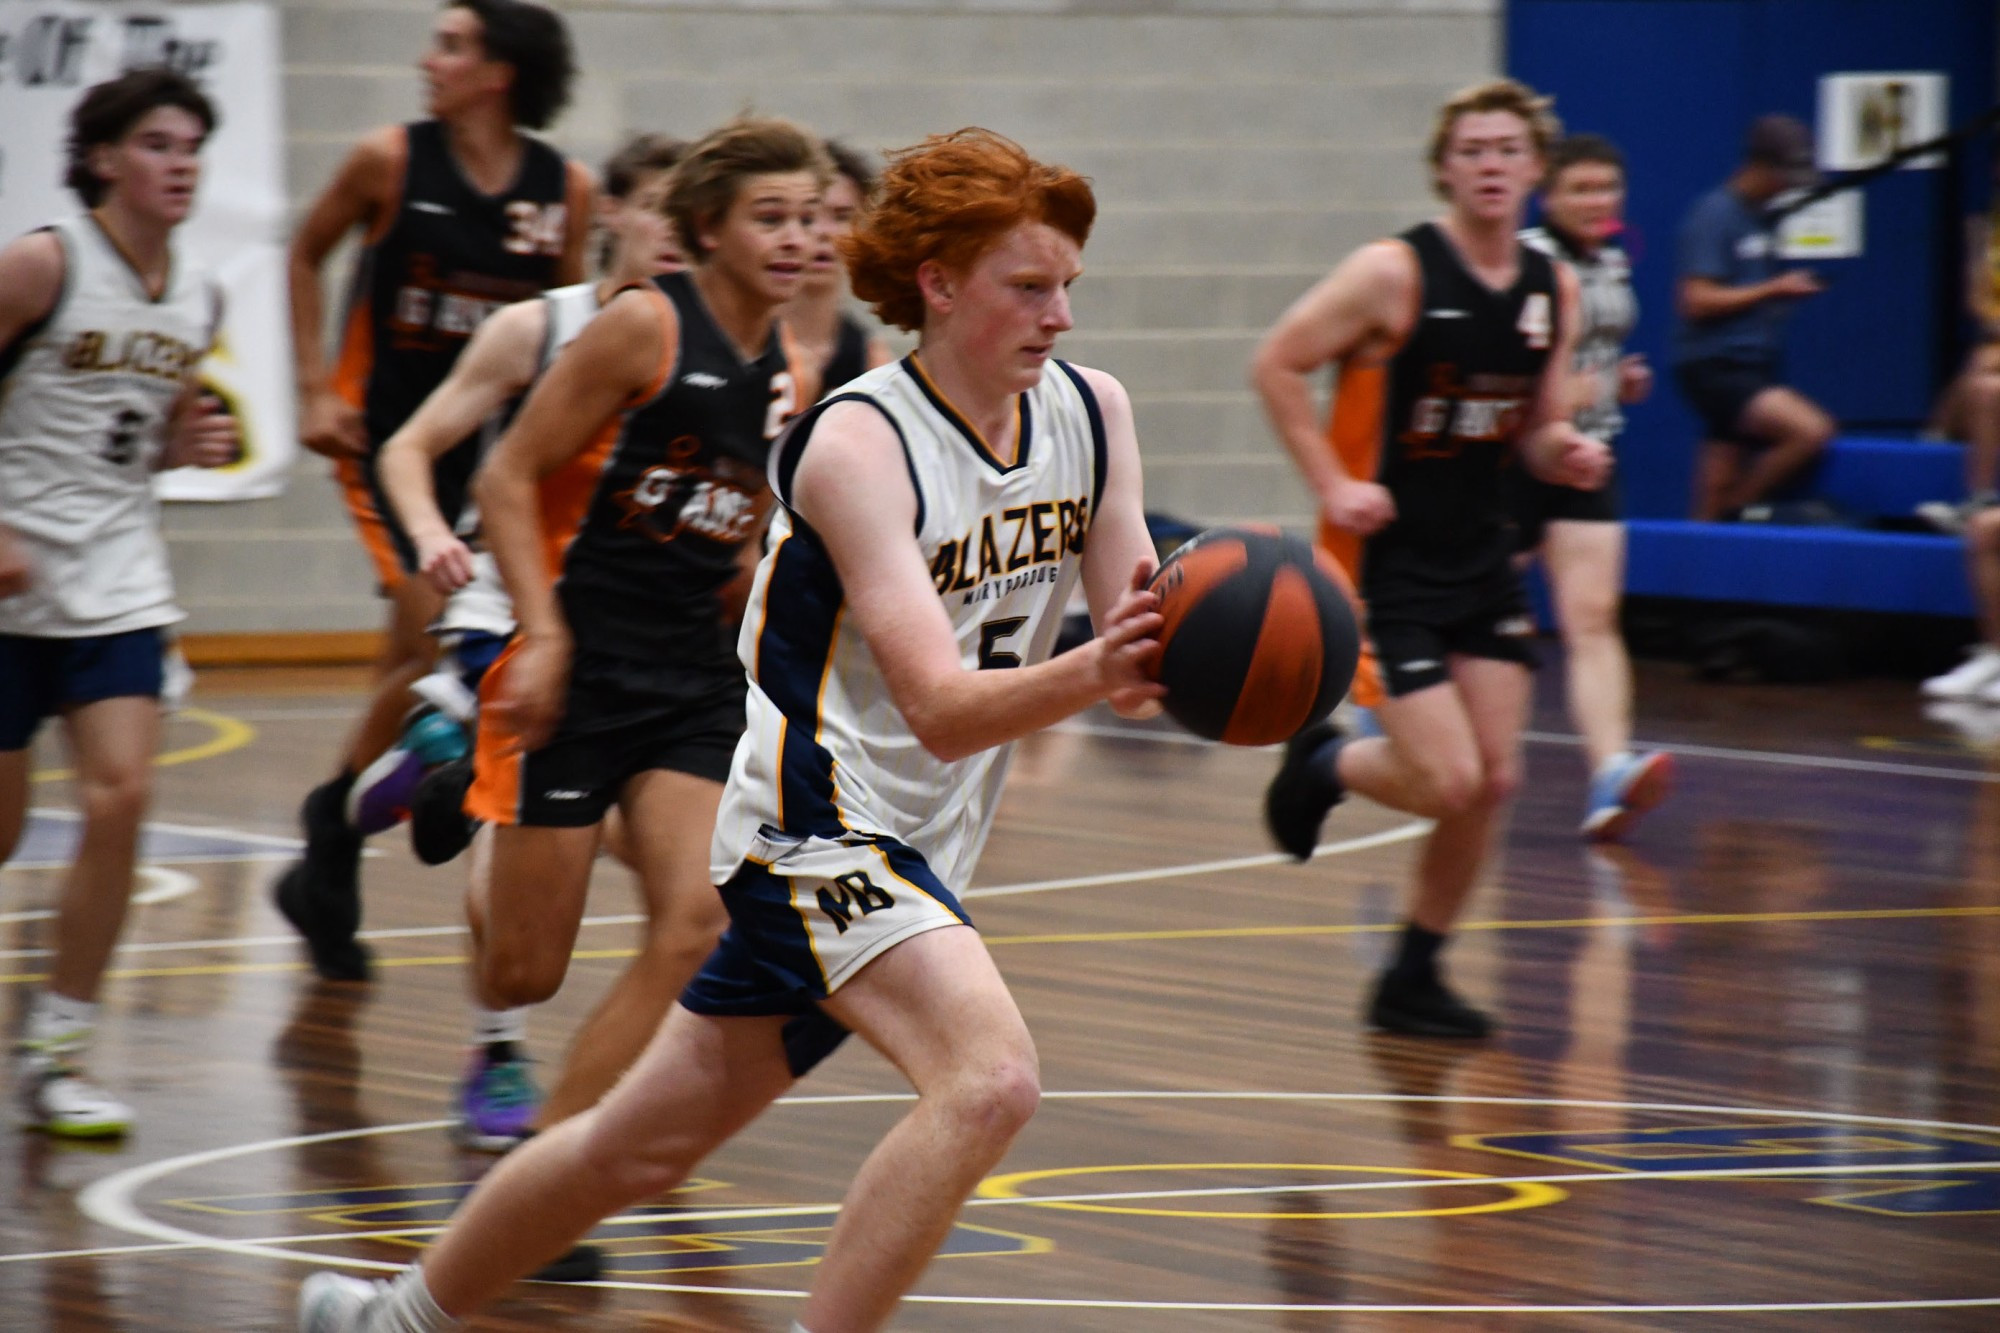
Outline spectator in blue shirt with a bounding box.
[1674,115,1835,520]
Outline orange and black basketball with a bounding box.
[1145,525,1360,746]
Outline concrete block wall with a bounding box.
[166,0,1498,633]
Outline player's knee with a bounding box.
[1560,588,1619,640]
[1479,758,1523,807]
[1799,408,1836,450]
[943,1054,1041,1141]
[1419,758,1485,816]
[78,766,151,828]
[577,1114,698,1201]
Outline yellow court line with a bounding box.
[31,707,256,783]
[3,904,1998,986]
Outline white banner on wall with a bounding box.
[1817,72,1949,173]
[0,2,293,500]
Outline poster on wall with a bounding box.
[1817,72,1949,172]
[0,2,293,501]
[1776,190,1864,261]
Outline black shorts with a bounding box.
[468,648,745,827]
[1675,356,1782,445]
[0,627,165,751]
[1510,466,1622,553]
[1364,582,1539,699]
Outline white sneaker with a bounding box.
[17,1052,133,1139]
[1979,673,2000,708]
[298,1273,387,1332]
[1921,646,2000,699]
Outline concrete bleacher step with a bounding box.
[1624,519,1971,617]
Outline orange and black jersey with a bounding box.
[333,120,577,447]
[1328,221,1559,613]
[551,270,800,680]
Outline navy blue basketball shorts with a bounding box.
[683,832,974,1077]
[0,627,166,752]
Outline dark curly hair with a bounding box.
[65,67,217,207]
[450,0,575,131]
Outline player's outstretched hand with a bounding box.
[1100,559,1166,717]
[0,526,31,599]
[165,394,242,469]
[301,388,368,459]
[490,631,571,751]
[1325,478,1396,537]
[416,532,476,594]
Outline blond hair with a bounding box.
[665,115,833,260]
[1426,79,1561,198]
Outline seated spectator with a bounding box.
[1917,156,2000,535]
[1673,114,1836,521]
[1921,507,2000,702]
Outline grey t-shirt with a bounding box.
[1672,185,1790,366]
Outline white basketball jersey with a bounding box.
[713,356,1108,890]
[0,217,217,637]
[435,282,601,639]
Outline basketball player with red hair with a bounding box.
[299,127,1164,1333]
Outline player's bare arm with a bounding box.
[1070,365,1169,720]
[288,126,402,459]
[379,298,549,593]
[473,287,671,748]
[1519,263,1612,490]
[1678,270,1822,323]
[794,400,1162,764]
[0,232,66,597]
[157,293,240,473]
[1253,240,1416,536]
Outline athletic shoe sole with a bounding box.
[1581,751,1676,843]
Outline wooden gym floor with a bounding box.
[1,656,1997,1331]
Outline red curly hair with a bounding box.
[842,129,1096,333]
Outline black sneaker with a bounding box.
[1263,719,1345,862]
[1366,970,1494,1039]
[273,777,372,982]
[531,1243,602,1283]
[409,758,477,866]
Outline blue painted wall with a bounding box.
[1507,0,1996,518]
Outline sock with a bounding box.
[471,1005,528,1049]
[24,990,97,1051]
[377,1266,456,1332]
[791,1323,816,1333]
[1388,922,1446,985]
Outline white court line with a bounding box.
[193,704,2000,783]
[0,867,202,925]
[959,821,1429,899]
[2,823,1424,962]
[70,1091,2000,1314]
[1054,719,2000,783]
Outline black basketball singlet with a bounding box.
[547,270,801,682]
[821,312,872,395]
[332,121,573,446]
[1332,221,1559,618]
